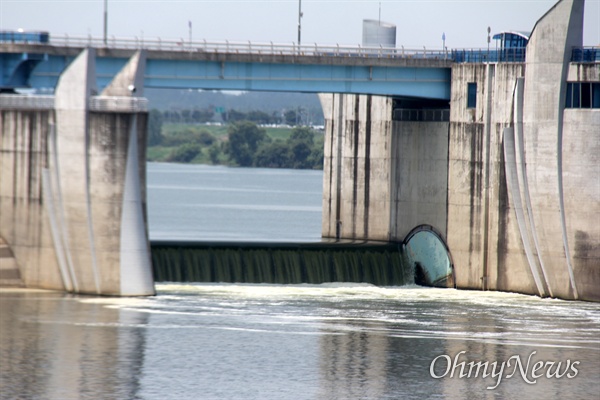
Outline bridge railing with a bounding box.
[89,96,148,113]
[0,94,54,110]
[452,48,526,63]
[571,47,600,62]
[46,34,451,60]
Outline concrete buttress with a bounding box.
[1,49,155,296]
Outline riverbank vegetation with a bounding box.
[146,109,324,170]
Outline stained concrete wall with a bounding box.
[519,0,597,301]
[320,93,449,243]
[446,0,599,301]
[320,93,392,241]
[321,1,598,302]
[0,50,155,296]
[390,121,448,241]
[447,63,539,294]
[0,106,63,289]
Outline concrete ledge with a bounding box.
[89,96,148,112]
[0,95,54,110]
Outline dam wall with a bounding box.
[319,93,449,243]
[320,0,599,301]
[0,50,155,295]
[447,63,529,294]
[0,101,59,289]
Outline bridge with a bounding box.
[1,0,599,301]
[1,36,453,99]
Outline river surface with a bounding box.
[1,163,599,399]
[146,162,323,242]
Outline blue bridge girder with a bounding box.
[0,39,453,99]
[0,52,48,90]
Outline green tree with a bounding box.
[166,143,201,163]
[208,143,221,164]
[247,110,272,124]
[191,109,214,123]
[255,141,292,168]
[226,121,268,167]
[288,126,314,145]
[308,146,324,169]
[227,109,247,123]
[181,109,191,123]
[287,126,316,168]
[284,110,297,126]
[197,130,216,146]
[147,109,163,146]
[290,141,312,168]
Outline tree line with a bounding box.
[156,107,313,127]
[147,110,324,170]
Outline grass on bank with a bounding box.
[148,123,324,169]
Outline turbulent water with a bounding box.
[1,285,599,399]
[1,163,599,399]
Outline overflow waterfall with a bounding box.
[151,241,414,286]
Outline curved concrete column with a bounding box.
[50,49,154,295]
[522,0,586,299]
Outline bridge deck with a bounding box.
[1,38,453,99]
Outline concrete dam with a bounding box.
[1,0,598,300]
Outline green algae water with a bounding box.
[151,241,413,286]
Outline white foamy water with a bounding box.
[2,284,599,399]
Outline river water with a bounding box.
[1,163,599,399]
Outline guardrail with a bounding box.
[452,48,526,63]
[0,94,54,110]
[89,96,148,112]
[18,34,599,65]
[40,34,452,60]
[571,47,600,62]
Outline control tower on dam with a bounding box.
[0,0,598,300]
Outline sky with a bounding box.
[1,0,599,49]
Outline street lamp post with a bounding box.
[103,0,108,46]
[297,0,303,49]
[487,26,491,62]
[442,32,446,60]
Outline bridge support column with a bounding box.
[319,93,449,243]
[0,49,154,296]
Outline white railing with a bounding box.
[89,96,148,112]
[45,34,449,60]
[0,95,54,110]
[0,95,148,112]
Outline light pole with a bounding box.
[487,26,491,62]
[442,32,446,60]
[297,0,303,49]
[103,0,108,46]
